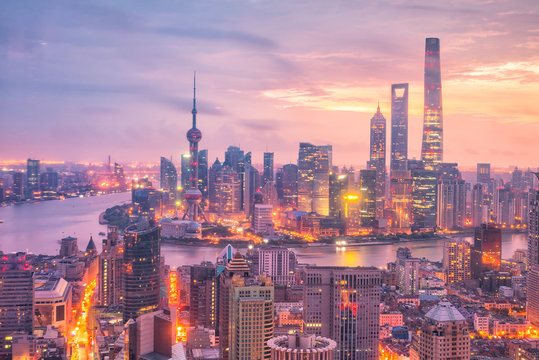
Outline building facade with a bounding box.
[421,38,443,171]
[368,105,387,218]
[123,221,161,322]
[410,301,470,360]
[443,239,471,284]
[0,254,34,359]
[302,266,381,360]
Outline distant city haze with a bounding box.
[1,1,538,167]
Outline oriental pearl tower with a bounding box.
[182,73,207,227]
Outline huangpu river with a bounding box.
[0,193,527,268]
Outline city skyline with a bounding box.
[1,1,539,168]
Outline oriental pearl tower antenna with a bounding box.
[182,72,207,229]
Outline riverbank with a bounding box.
[161,233,451,249]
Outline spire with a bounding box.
[192,71,197,128]
[377,100,380,112]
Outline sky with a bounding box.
[1,0,538,169]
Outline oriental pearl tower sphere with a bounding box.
[182,73,207,228]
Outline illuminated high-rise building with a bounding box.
[313,145,332,216]
[219,252,252,360]
[243,162,260,216]
[471,224,501,279]
[528,178,539,269]
[182,74,207,225]
[437,163,466,230]
[26,158,40,199]
[281,164,298,207]
[263,152,274,186]
[368,104,387,218]
[528,177,539,327]
[359,169,377,228]
[189,262,217,329]
[213,165,242,215]
[410,301,470,360]
[477,163,491,184]
[160,157,178,206]
[329,172,348,218]
[12,172,24,201]
[472,184,485,227]
[297,143,332,215]
[421,38,443,170]
[302,266,381,360]
[390,83,411,230]
[390,83,408,173]
[229,275,274,360]
[0,254,34,360]
[180,154,192,190]
[198,149,209,199]
[409,160,437,230]
[39,168,59,193]
[224,146,244,170]
[390,170,412,230]
[160,157,178,192]
[123,221,161,322]
[99,226,123,306]
[395,247,420,295]
[208,159,222,212]
[443,239,471,284]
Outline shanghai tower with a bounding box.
[421,37,443,170]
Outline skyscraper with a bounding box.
[421,38,443,170]
[477,163,491,184]
[409,160,437,230]
[390,83,408,173]
[0,254,34,359]
[297,143,332,215]
[12,172,24,201]
[26,158,40,199]
[472,183,485,227]
[99,226,123,307]
[258,247,294,286]
[160,157,178,192]
[229,275,274,360]
[368,104,387,218]
[359,169,377,228]
[198,149,209,199]
[528,176,539,326]
[219,252,252,360]
[329,172,348,218]
[443,239,471,284]
[253,204,273,235]
[180,154,192,190]
[224,146,244,170]
[302,266,381,360]
[471,224,501,278]
[123,221,161,322]
[395,247,420,295]
[390,170,412,230]
[213,165,242,215]
[528,178,539,269]
[437,163,466,230]
[208,158,223,212]
[410,301,470,360]
[281,164,298,208]
[263,152,274,186]
[182,74,206,224]
[160,157,178,206]
[189,262,217,329]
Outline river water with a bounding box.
[0,193,527,268]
